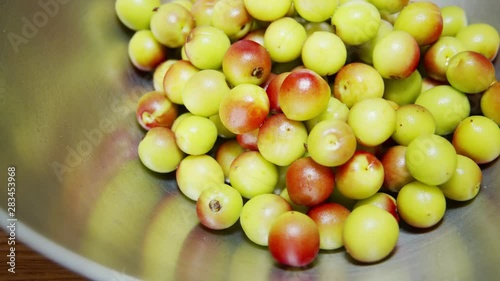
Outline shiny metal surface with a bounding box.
[0,0,499,280]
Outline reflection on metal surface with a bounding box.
[0,0,500,280]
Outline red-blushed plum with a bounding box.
[372,30,420,79]
[176,154,225,201]
[440,5,468,37]
[391,104,436,146]
[229,151,279,199]
[347,97,397,147]
[236,128,259,151]
[439,155,482,201]
[268,211,320,267]
[215,139,245,183]
[190,0,218,26]
[397,181,446,228]
[307,202,350,250]
[353,192,399,222]
[393,1,443,46]
[278,69,331,121]
[128,30,166,72]
[182,69,230,117]
[307,119,357,167]
[264,17,307,63]
[265,72,290,114]
[380,145,414,193]
[222,39,272,86]
[405,134,457,186]
[335,150,385,200]
[342,205,399,263]
[445,51,496,94]
[423,36,467,82]
[174,115,218,155]
[452,115,500,164]
[286,156,335,207]
[219,83,270,134]
[243,0,292,22]
[331,1,381,46]
[383,70,422,106]
[455,23,500,61]
[333,62,385,108]
[184,25,231,70]
[305,96,349,132]
[196,183,243,230]
[163,60,200,105]
[138,127,185,173]
[136,91,178,130]
[150,2,195,48]
[480,82,500,125]
[280,188,310,214]
[301,31,347,76]
[212,0,253,40]
[153,59,178,92]
[115,0,160,31]
[257,114,308,167]
[240,194,292,246]
[414,85,470,136]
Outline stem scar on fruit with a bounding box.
[209,199,221,212]
[252,67,264,79]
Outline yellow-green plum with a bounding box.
[301,31,347,76]
[397,181,446,228]
[392,104,436,146]
[440,5,467,37]
[481,82,500,125]
[452,115,500,164]
[176,155,225,201]
[414,85,470,136]
[331,1,381,46]
[423,36,467,82]
[439,155,482,201]
[455,23,500,61]
[307,202,350,250]
[382,70,422,106]
[115,0,160,31]
[264,17,307,63]
[138,127,185,173]
[305,96,350,132]
[215,139,245,183]
[333,62,385,108]
[184,25,231,70]
[347,97,397,147]
[128,30,167,72]
[244,0,292,22]
[212,0,253,40]
[405,134,457,186]
[174,115,218,155]
[239,194,292,246]
[150,3,195,48]
[163,60,200,105]
[196,183,243,230]
[293,0,338,23]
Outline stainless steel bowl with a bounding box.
[1,0,499,280]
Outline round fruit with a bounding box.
[115,0,160,31]
[150,3,195,48]
[481,82,500,125]
[128,30,166,72]
[184,25,232,70]
[396,181,446,228]
[294,0,338,23]
[380,145,414,193]
[176,155,225,201]
[174,115,218,155]
[391,104,436,146]
[307,202,350,250]
[439,155,482,201]
[393,1,443,46]
[136,91,178,130]
[286,157,335,207]
[347,97,396,147]
[414,85,470,136]
[446,51,496,94]
[405,134,457,186]
[264,17,307,63]
[307,119,357,167]
[343,205,399,263]
[229,151,279,199]
[452,115,500,164]
[196,183,243,230]
[301,31,347,77]
[331,1,381,46]
[244,0,292,22]
[455,23,500,61]
[138,127,185,173]
[239,194,292,246]
[440,5,467,37]
[268,211,320,267]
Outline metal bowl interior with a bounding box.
[0,0,499,280]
